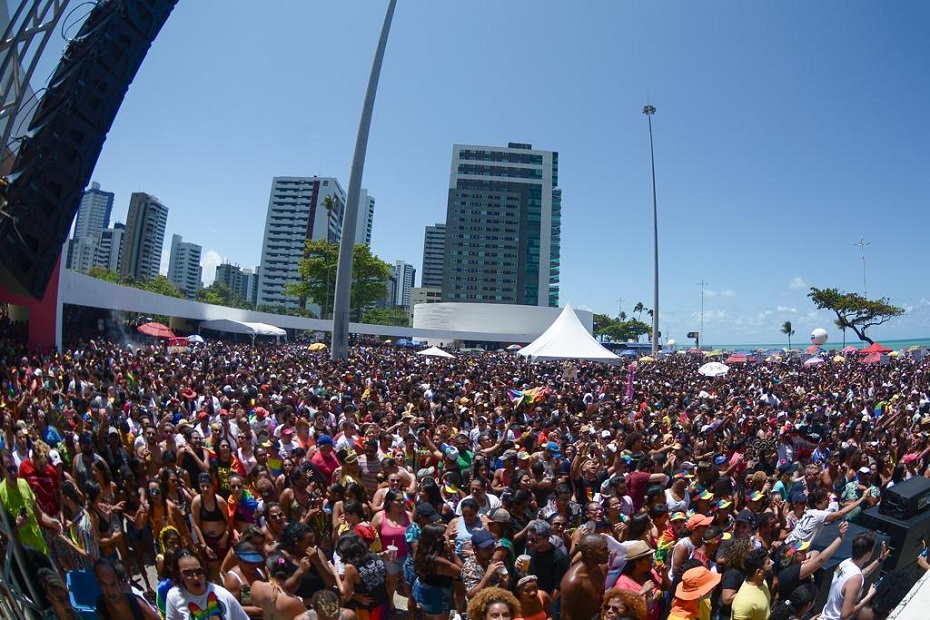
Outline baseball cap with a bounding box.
[415,502,440,523]
[317,435,334,446]
[686,514,714,530]
[735,509,756,527]
[546,441,561,457]
[234,541,264,564]
[470,529,496,549]
[48,449,63,467]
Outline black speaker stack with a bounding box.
[0,0,178,299]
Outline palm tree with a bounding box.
[633,302,645,320]
[781,321,796,350]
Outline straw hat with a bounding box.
[624,540,654,562]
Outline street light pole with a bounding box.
[331,0,397,361]
[643,104,660,355]
[698,279,707,347]
[854,237,870,297]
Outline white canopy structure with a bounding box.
[518,305,621,363]
[416,346,455,358]
[199,319,287,342]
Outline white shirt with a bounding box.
[165,583,249,620]
[821,558,863,620]
[785,508,832,545]
[455,493,502,517]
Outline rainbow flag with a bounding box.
[508,386,549,407]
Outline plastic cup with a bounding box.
[516,554,531,573]
[386,544,398,561]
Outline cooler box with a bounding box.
[66,570,100,620]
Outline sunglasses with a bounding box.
[180,568,205,578]
[149,488,161,495]
[603,604,623,613]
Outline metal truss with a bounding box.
[0,0,74,169]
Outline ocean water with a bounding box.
[699,337,930,351]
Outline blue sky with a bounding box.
[31,1,930,345]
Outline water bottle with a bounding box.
[240,585,252,605]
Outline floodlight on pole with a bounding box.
[854,237,870,298]
[643,104,660,355]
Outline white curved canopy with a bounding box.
[199,319,286,337]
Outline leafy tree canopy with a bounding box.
[284,240,391,320]
[86,267,185,299]
[362,307,410,327]
[808,287,905,344]
[595,314,652,343]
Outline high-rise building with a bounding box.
[73,182,114,240]
[392,261,416,308]
[256,176,347,309]
[215,263,248,301]
[167,234,202,298]
[67,181,115,270]
[421,223,446,287]
[120,192,168,281]
[95,223,124,272]
[243,268,259,308]
[443,142,561,306]
[355,189,375,247]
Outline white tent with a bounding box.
[199,319,287,342]
[416,345,455,358]
[518,305,621,363]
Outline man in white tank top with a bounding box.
[821,531,888,620]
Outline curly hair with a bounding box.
[279,521,311,553]
[723,536,753,571]
[602,588,647,620]
[466,586,520,620]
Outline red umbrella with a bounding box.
[137,322,175,339]
[725,353,747,364]
[860,342,892,354]
[860,352,882,364]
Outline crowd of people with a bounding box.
[0,334,928,620]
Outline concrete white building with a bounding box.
[355,189,375,247]
[167,234,202,299]
[120,192,168,281]
[73,182,113,240]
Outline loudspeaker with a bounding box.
[859,505,930,577]
[810,520,889,610]
[879,476,930,520]
[0,0,178,299]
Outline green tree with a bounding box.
[780,320,795,350]
[362,307,410,327]
[197,282,252,308]
[284,240,391,320]
[86,266,121,283]
[135,275,185,298]
[284,239,341,315]
[633,302,645,320]
[596,317,652,343]
[349,244,392,320]
[593,313,614,335]
[808,287,905,344]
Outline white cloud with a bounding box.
[721,289,737,297]
[776,306,797,313]
[200,250,224,286]
[789,277,806,290]
[704,289,718,298]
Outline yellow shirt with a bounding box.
[732,580,771,620]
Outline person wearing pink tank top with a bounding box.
[371,489,413,610]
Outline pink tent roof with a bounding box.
[726,353,748,363]
[860,342,892,354]
[861,352,882,364]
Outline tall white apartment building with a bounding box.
[392,261,416,308]
[120,192,168,281]
[167,234,202,298]
[256,177,346,308]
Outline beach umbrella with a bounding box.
[687,348,702,355]
[832,355,846,363]
[506,344,522,351]
[308,342,328,352]
[805,345,823,354]
[804,356,825,367]
[725,353,747,364]
[861,352,882,364]
[698,361,730,377]
[137,322,175,339]
[889,351,900,358]
[842,346,859,354]
[705,350,724,357]
[765,355,783,362]
[638,356,655,363]
[860,342,892,354]
[187,334,205,344]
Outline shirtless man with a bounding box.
[250,551,312,620]
[560,534,609,620]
